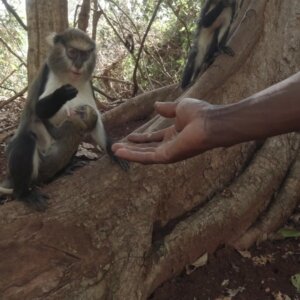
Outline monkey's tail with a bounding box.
[0,186,13,195]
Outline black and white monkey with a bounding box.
[181,0,237,89]
[0,28,127,210]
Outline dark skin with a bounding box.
[112,71,300,164]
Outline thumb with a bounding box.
[155,102,178,118]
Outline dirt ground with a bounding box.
[150,238,300,300]
[0,99,300,300]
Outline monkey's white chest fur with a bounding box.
[39,72,97,127]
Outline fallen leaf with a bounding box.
[185,253,208,275]
[291,273,300,293]
[221,279,229,287]
[252,254,274,266]
[272,291,291,300]
[278,228,300,238]
[237,250,252,258]
[226,286,245,297]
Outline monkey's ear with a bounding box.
[46,32,61,46]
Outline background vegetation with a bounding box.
[0,0,202,101]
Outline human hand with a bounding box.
[112,98,213,164]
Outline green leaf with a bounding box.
[278,228,300,238]
[291,273,300,293]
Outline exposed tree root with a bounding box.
[143,133,300,296]
[232,150,300,249]
[103,84,181,130]
[0,1,299,299]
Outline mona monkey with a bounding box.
[0,28,128,210]
[0,105,98,204]
[181,0,236,89]
[124,33,134,53]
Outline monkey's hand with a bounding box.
[55,84,78,104]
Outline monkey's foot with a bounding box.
[22,190,49,212]
[0,195,10,205]
[63,157,88,175]
[220,45,235,56]
[112,155,130,172]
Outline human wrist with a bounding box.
[204,102,248,150]
[203,104,227,150]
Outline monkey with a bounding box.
[0,28,128,211]
[181,0,236,89]
[124,33,134,53]
[0,104,98,206]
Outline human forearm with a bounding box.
[206,72,300,149]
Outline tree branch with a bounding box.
[1,0,28,30]
[93,75,133,85]
[92,85,116,101]
[91,0,102,41]
[0,63,25,87]
[0,86,28,109]
[131,0,163,96]
[107,0,142,42]
[0,37,27,65]
[78,0,91,32]
[166,1,191,48]
[73,4,81,28]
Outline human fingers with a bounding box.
[113,147,158,164]
[112,142,160,152]
[154,102,178,118]
[127,128,167,143]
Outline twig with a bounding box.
[132,0,163,96]
[0,63,25,87]
[92,86,116,101]
[0,86,28,109]
[93,75,133,85]
[0,123,17,134]
[0,128,16,143]
[97,2,127,49]
[166,1,191,48]
[73,4,81,28]
[107,0,142,42]
[97,1,148,83]
[0,37,27,65]
[1,0,27,31]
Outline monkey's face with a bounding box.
[47,29,96,83]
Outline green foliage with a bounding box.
[85,0,202,97]
[291,273,300,293]
[0,0,204,99]
[278,228,300,238]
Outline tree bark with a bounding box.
[26,0,68,82]
[77,0,91,32]
[1,0,300,299]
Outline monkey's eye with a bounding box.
[66,47,78,59]
[80,50,92,61]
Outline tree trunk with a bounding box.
[77,0,91,32]
[1,1,300,299]
[26,0,68,82]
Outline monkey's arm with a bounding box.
[36,84,78,119]
[200,1,225,28]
